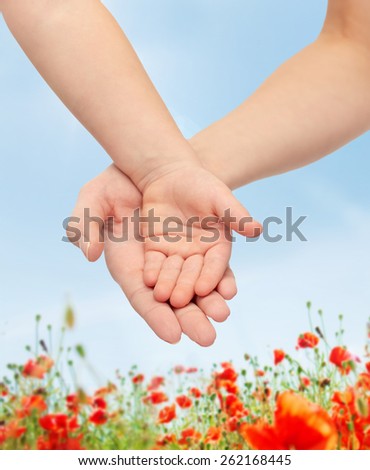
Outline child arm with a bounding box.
[2,0,261,302]
[1,0,198,189]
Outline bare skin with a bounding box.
[69,0,370,344]
[190,1,370,189]
[70,165,236,346]
[1,0,369,345]
[1,0,261,306]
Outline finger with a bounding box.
[174,302,216,347]
[217,267,238,300]
[195,244,231,297]
[129,285,182,344]
[195,291,231,323]
[170,254,204,309]
[104,225,182,344]
[153,255,184,302]
[215,192,263,238]
[143,251,166,287]
[67,192,105,262]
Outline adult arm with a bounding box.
[191,0,370,189]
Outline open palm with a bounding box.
[68,165,236,346]
[142,164,261,308]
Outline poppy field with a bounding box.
[0,304,369,450]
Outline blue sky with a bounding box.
[1,1,369,387]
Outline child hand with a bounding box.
[141,163,262,308]
[105,217,236,346]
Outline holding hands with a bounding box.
[1,0,260,344]
[140,162,261,308]
[69,165,254,346]
[4,0,370,345]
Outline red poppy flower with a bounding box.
[217,367,238,383]
[156,433,176,447]
[94,383,117,397]
[174,365,185,374]
[66,394,79,414]
[17,395,47,418]
[273,349,286,366]
[222,380,239,395]
[226,417,240,433]
[37,414,83,450]
[22,355,54,379]
[232,443,244,450]
[38,356,54,372]
[147,376,165,391]
[297,332,319,349]
[0,383,8,397]
[255,370,265,377]
[0,420,26,444]
[186,367,198,374]
[224,394,246,418]
[89,409,109,426]
[240,391,338,450]
[221,362,233,369]
[132,374,145,384]
[189,387,202,399]
[366,362,370,374]
[9,421,27,439]
[66,390,89,414]
[300,376,311,388]
[37,434,84,450]
[331,387,369,449]
[330,346,360,375]
[157,404,176,424]
[178,428,202,446]
[22,360,46,379]
[0,427,5,445]
[357,372,370,391]
[176,395,192,409]
[332,384,370,450]
[204,426,222,444]
[39,414,67,433]
[93,397,107,410]
[39,414,79,433]
[143,391,168,405]
[38,414,81,450]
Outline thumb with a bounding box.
[215,190,263,238]
[66,193,106,262]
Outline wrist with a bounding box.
[189,133,245,190]
[128,147,202,194]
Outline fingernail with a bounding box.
[80,238,91,260]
